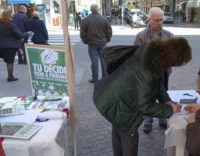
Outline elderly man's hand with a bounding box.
[184,104,200,113]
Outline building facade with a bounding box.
[0,0,199,26]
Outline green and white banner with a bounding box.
[25,44,68,96]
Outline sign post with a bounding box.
[60,0,77,156]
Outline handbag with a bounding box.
[102,45,139,74]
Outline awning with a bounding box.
[7,0,36,4]
[187,0,200,7]
[177,1,187,6]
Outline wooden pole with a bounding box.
[61,0,77,155]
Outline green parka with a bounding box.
[93,43,173,136]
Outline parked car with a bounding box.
[163,12,174,24]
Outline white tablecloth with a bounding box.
[2,119,68,156]
[165,90,200,149]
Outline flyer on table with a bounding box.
[25,44,68,96]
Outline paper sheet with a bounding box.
[0,110,42,123]
[37,111,66,120]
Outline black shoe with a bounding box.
[143,124,152,133]
[7,77,18,82]
[159,124,167,129]
[88,79,97,83]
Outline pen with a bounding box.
[171,101,178,104]
[183,117,189,123]
[36,118,49,122]
[192,97,198,103]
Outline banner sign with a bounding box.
[25,44,68,96]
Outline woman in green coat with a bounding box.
[93,37,192,156]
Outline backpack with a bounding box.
[102,45,139,74]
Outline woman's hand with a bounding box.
[166,101,182,113]
[185,113,195,123]
[184,104,200,113]
[171,103,182,113]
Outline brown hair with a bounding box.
[150,37,192,70]
[0,11,12,24]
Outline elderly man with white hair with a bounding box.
[13,5,29,64]
[133,7,174,134]
[80,4,112,83]
[28,11,48,45]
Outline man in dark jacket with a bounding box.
[13,5,29,64]
[93,37,192,156]
[80,4,112,83]
[134,7,174,133]
[28,11,48,44]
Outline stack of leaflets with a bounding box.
[0,96,70,115]
[28,96,69,111]
[0,98,25,117]
[0,122,42,139]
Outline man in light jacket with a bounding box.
[80,4,112,83]
[133,7,174,133]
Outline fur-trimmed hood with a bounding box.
[141,43,164,78]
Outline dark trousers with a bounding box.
[74,19,79,30]
[112,125,138,156]
[18,39,28,64]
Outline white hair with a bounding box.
[148,7,164,18]
[90,4,99,13]
[19,5,26,12]
[33,11,40,18]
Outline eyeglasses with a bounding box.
[150,18,164,23]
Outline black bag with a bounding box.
[102,45,139,74]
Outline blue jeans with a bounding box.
[88,45,107,81]
[144,116,166,125]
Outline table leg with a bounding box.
[167,146,173,156]
[175,146,185,156]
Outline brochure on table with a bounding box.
[0,122,42,140]
[0,96,69,112]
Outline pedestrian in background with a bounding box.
[80,4,112,83]
[73,11,81,30]
[0,11,29,82]
[134,7,174,133]
[28,11,48,44]
[132,12,138,29]
[113,8,119,24]
[182,11,186,23]
[13,5,29,64]
[190,8,195,23]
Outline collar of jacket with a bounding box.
[18,11,25,14]
[142,43,164,78]
[147,25,165,39]
[91,12,99,15]
[32,17,39,19]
